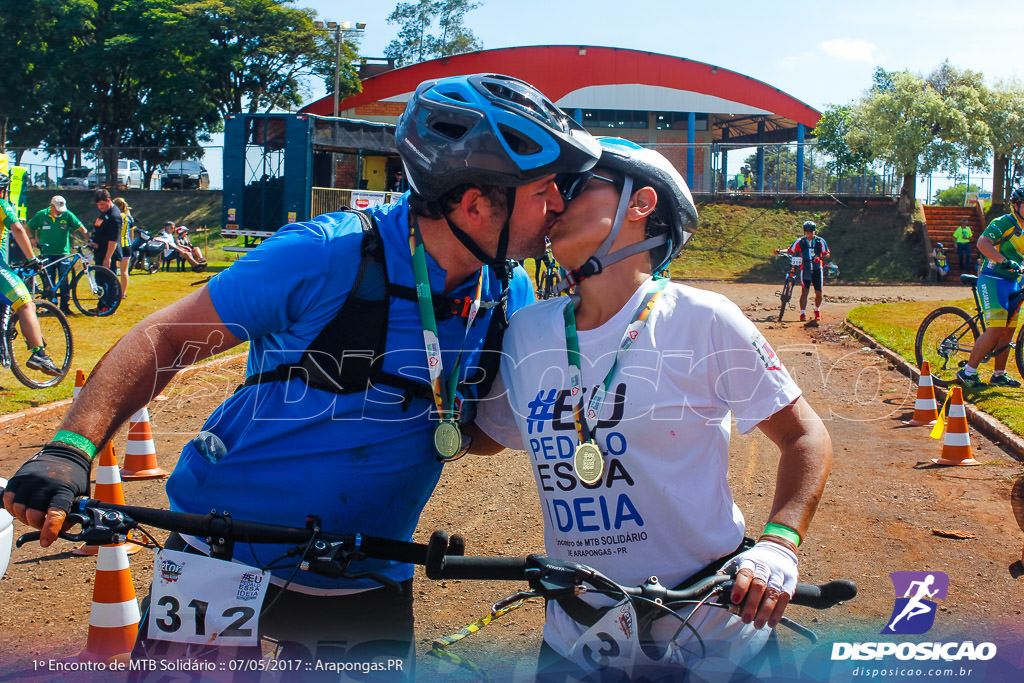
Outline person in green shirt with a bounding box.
[0,174,62,376]
[957,188,1024,388]
[953,218,973,271]
[26,195,88,314]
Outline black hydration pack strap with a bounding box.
[242,210,429,404]
[241,209,510,410]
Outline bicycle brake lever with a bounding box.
[492,590,537,613]
[16,526,123,547]
[778,616,817,643]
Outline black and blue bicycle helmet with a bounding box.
[396,74,600,270]
[558,137,697,288]
[396,74,600,201]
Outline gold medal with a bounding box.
[573,441,605,484]
[434,421,467,461]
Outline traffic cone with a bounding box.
[932,387,980,466]
[72,369,86,400]
[73,444,141,556]
[76,542,141,662]
[121,407,169,480]
[907,361,939,426]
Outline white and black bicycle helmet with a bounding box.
[559,137,698,288]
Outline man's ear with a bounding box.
[629,187,658,220]
[452,187,493,228]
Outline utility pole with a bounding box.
[314,20,366,118]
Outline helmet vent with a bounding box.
[498,124,542,156]
[429,120,470,141]
[438,89,469,103]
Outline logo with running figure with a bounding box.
[882,571,949,635]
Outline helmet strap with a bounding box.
[555,176,639,293]
[442,187,516,282]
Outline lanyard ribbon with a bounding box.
[408,213,484,422]
[563,277,668,444]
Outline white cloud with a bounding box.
[820,39,877,63]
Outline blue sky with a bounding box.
[299,0,1024,112]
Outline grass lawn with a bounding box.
[0,267,246,415]
[848,298,1024,438]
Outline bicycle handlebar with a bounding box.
[13,497,430,567]
[431,553,856,610]
[9,498,856,611]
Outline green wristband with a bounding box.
[52,430,98,460]
[763,522,801,547]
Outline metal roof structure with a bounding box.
[301,45,821,143]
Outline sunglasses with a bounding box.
[556,171,619,202]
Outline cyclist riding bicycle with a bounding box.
[957,187,1024,389]
[0,173,62,376]
[473,138,833,680]
[2,74,601,673]
[782,221,830,322]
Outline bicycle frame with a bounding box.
[36,249,90,295]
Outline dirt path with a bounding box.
[1,282,1022,682]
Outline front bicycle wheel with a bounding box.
[7,301,73,388]
[72,266,121,316]
[914,306,979,387]
[778,279,793,322]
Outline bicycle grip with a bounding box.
[431,555,528,581]
[791,579,857,609]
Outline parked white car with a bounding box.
[91,159,144,189]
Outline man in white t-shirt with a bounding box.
[474,138,832,680]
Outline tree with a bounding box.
[814,104,874,175]
[934,183,980,207]
[981,79,1024,213]
[0,0,64,154]
[846,65,989,215]
[183,0,358,116]
[742,145,822,193]
[385,0,483,68]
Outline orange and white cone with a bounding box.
[73,444,141,556]
[72,370,86,401]
[76,542,141,662]
[907,361,939,426]
[932,387,980,466]
[121,407,169,480]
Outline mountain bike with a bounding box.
[5,497,856,680]
[534,239,562,300]
[23,245,121,316]
[774,251,803,322]
[0,298,73,388]
[914,273,1024,387]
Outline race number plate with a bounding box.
[567,599,638,673]
[149,549,269,647]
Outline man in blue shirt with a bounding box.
[3,74,600,671]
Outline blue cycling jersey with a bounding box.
[166,199,533,593]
